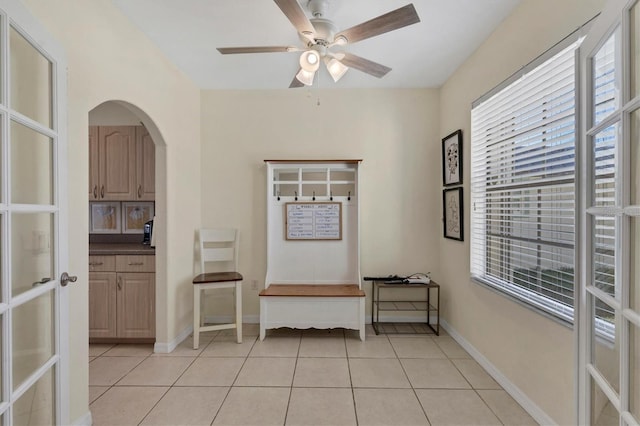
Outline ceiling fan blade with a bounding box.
[217,46,298,54]
[334,4,420,45]
[274,0,316,38]
[338,53,391,78]
[289,69,305,88]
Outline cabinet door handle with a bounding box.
[100,185,104,198]
[117,276,122,290]
[93,185,97,198]
[128,262,144,266]
[89,262,104,266]
[138,185,142,198]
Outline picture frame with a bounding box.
[443,187,464,241]
[122,202,155,234]
[90,202,121,234]
[442,129,463,186]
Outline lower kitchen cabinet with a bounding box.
[89,254,155,341]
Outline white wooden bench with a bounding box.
[259,284,365,340]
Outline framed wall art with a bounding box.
[443,187,463,241]
[122,202,154,234]
[442,129,462,186]
[90,202,121,234]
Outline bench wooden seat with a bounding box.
[259,283,365,341]
[260,284,365,297]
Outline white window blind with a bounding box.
[470,41,581,323]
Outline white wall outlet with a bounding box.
[251,279,258,290]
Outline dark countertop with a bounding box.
[89,243,155,256]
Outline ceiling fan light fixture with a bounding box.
[333,35,348,46]
[325,57,348,82]
[296,68,316,86]
[299,50,320,72]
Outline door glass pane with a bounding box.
[9,27,52,129]
[0,315,2,401]
[11,213,53,297]
[632,1,640,98]
[10,120,53,205]
[591,296,619,394]
[633,216,640,312]
[632,109,640,204]
[593,124,618,207]
[591,375,618,425]
[12,290,54,390]
[13,367,55,426]
[593,30,619,125]
[593,216,616,300]
[631,321,640,422]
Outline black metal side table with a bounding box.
[369,281,440,335]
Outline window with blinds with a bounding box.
[470,40,582,323]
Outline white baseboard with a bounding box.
[155,316,261,354]
[440,319,555,426]
[154,324,193,353]
[72,410,92,426]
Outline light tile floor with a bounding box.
[89,325,538,426]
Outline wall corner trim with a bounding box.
[154,325,193,354]
[441,319,556,426]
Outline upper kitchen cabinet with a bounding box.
[136,126,155,201]
[89,125,155,201]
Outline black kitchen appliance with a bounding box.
[143,220,153,245]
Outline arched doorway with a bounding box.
[86,100,168,350]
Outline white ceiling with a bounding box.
[110,0,522,90]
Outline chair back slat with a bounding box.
[197,228,239,274]
[202,247,234,263]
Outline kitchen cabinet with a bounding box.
[89,125,154,201]
[89,254,155,341]
[136,125,155,201]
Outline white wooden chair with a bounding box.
[192,228,242,349]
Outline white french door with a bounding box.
[579,0,640,424]
[0,1,69,425]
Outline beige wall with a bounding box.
[21,0,201,423]
[89,101,141,126]
[438,0,606,424]
[200,89,441,316]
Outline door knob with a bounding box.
[60,272,78,287]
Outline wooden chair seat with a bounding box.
[193,272,243,284]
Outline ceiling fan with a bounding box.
[217,0,420,88]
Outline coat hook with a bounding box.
[312,191,316,201]
[348,191,351,201]
[295,191,298,201]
